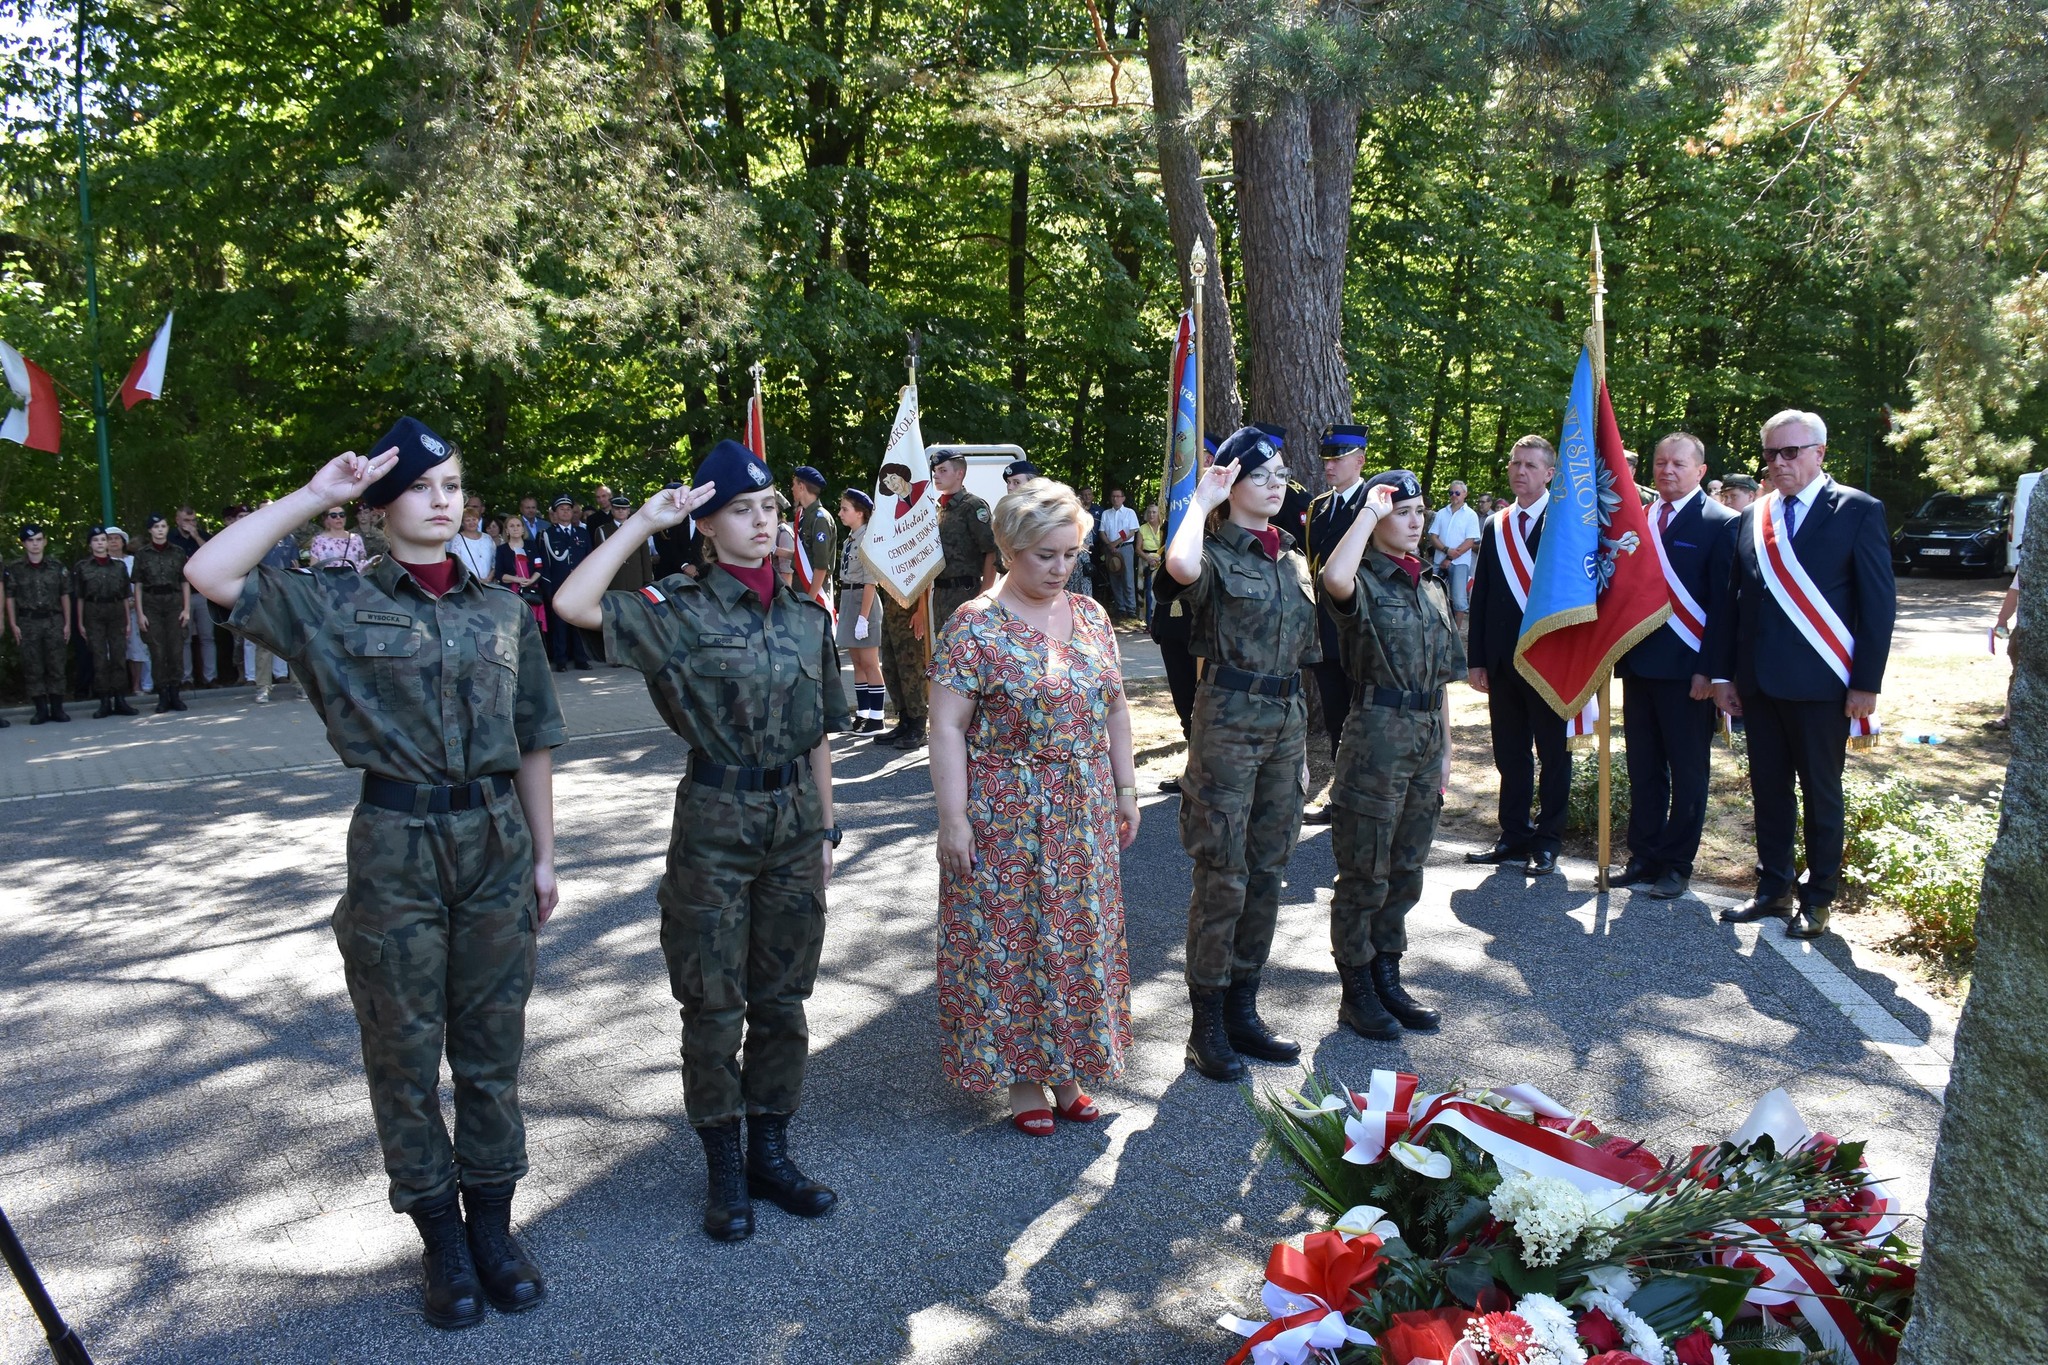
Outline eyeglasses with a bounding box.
[1240,468,1287,488]
[1761,442,1818,463]
[324,511,345,519]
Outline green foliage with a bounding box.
[1840,772,2000,962]
[1565,738,1632,835]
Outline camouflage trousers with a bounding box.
[15,616,66,696]
[1180,683,1308,989]
[140,592,185,691]
[879,595,927,720]
[81,601,127,694]
[658,777,828,1128]
[1329,705,1447,964]
[334,793,538,1212]
[932,586,978,638]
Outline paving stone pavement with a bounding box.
[0,654,1946,1364]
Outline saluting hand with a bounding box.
[1362,482,1396,519]
[1190,461,1237,513]
[305,447,401,505]
[637,482,721,532]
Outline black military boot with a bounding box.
[407,1192,487,1330]
[872,715,907,743]
[1336,962,1401,1040]
[1185,986,1247,1082]
[746,1113,838,1218]
[166,684,188,712]
[28,696,46,725]
[93,693,114,719]
[1370,954,1441,1031]
[46,695,71,722]
[889,715,926,751]
[112,692,138,716]
[461,1181,546,1313]
[154,687,172,714]
[1222,972,1300,1063]
[697,1121,754,1242]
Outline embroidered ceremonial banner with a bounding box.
[1162,311,1201,542]
[859,383,944,608]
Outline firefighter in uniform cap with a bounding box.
[552,437,850,1245]
[1300,424,1372,821]
[536,495,592,670]
[75,527,136,718]
[6,525,72,724]
[1161,426,1321,1084]
[185,416,566,1331]
[929,448,998,635]
[1316,468,1465,1038]
[131,513,193,713]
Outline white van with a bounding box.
[2013,470,2040,571]
[924,443,1028,512]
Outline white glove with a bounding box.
[854,615,870,641]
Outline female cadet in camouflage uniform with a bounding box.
[1160,427,1321,1084]
[131,513,192,713]
[1317,469,1466,1038]
[186,419,566,1332]
[552,438,850,1246]
[74,528,137,717]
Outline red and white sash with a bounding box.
[1567,694,1599,741]
[1491,504,1536,611]
[1647,497,1708,651]
[1754,491,1879,740]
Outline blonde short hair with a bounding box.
[994,478,1092,560]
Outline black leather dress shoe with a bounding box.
[1303,806,1333,825]
[1720,894,1797,923]
[1610,861,1656,888]
[1786,904,1832,939]
[1464,843,1527,866]
[1524,851,1559,876]
[1644,870,1689,900]
[1158,776,1181,794]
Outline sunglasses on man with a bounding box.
[1761,442,1819,463]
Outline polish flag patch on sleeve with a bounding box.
[639,584,667,606]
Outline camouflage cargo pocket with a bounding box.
[343,625,425,711]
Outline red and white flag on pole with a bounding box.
[0,340,60,453]
[120,311,173,409]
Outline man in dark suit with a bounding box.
[1465,435,1571,877]
[1301,423,1373,823]
[1706,409,1895,940]
[1614,432,1739,900]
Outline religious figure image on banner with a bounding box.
[860,382,945,607]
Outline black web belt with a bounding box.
[690,758,802,792]
[362,772,513,814]
[1360,684,1441,712]
[935,574,979,590]
[1198,661,1301,698]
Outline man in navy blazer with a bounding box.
[1465,435,1572,877]
[1615,433,1738,900]
[1705,409,1895,940]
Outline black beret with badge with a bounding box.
[692,438,775,519]
[1361,468,1424,504]
[19,523,43,541]
[360,416,456,509]
[1213,425,1284,483]
[1003,459,1040,481]
[792,465,828,490]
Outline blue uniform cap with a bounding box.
[1251,422,1287,447]
[550,494,575,509]
[1214,426,1285,484]
[692,439,775,519]
[145,512,168,528]
[1320,424,1370,454]
[360,416,456,508]
[792,465,827,490]
[841,488,874,515]
[1203,431,1221,456]
[1362,468,1423,503]
[1003,460,1040,481]
[929,448,966,469]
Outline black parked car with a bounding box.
[1892,492,2010,574]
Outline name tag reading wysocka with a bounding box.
[355,610,414,628]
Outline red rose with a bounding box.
[1586,1354,1656,1365]
[1578,1308,1624,1352]
[1869,1257,1917,1297]
[1672,1328,1717,1365]
[1379,1307,1477,1365]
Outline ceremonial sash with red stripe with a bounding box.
[1647,498,1707,651]
[1754,492,1880,739]
[1491,505,1535,611]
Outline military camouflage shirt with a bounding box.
[229,556,566,784]
[130,541,189,595]
[1168,520,1321,674]
[4,557,69,613]
[795,501,836,588]
[937,491,997,582]
[601,568,850,768]
[73,557,131,603]
[1328,550,1468,695]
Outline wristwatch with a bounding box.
[822,826,843,848]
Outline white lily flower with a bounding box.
[1390,1140,1452,1178]
[1333,1205,1402,1240]
[1277,1088,1348,1120]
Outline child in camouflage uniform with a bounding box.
[185,419,565,1332]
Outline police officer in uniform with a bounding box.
[5,526,72,724]
[553,439,850,1244]
[185,419,566,1331]
[1300,424,1372,821]
[1317,469,1465,1037]
[785,465,837,594]
[131,513,192,713]
[929,449,998,633]
[535,495,592,670]
[1161,427,1321,1083]
[75,528,137,718]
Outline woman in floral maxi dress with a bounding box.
[929,479,1140,1136]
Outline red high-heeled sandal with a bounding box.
[1055,1092,1099,1122]
[1011,1109,1055,1137]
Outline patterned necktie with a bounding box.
[1658,501,1672,536]
[1784,497,1798,540]
[1518,510,1530,542]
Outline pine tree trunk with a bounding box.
[1232,91,1359,496]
